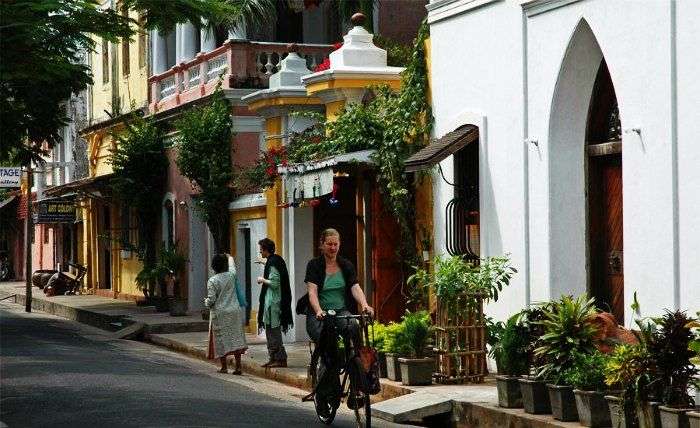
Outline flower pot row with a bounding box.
[384,352,434,386]
[498,375,700,428]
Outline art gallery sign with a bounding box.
[0,167,22,188]
[34,201,76,224]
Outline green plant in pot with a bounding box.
[156,244,188,316]
[534,294,600,421]
[563,350,612,428]
[650,310,700,427]
[516,302,555,415]
[372,321,389,378]
[493,314,529,408]
[383,321,410,381]
[398,311,433,386]
[604,344,649,428]
[686,314,700,427]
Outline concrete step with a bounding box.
[372,391,453,423]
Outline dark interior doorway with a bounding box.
[586,59,624,323]
[313,176,357,269]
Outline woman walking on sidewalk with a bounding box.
[205,254,247,374]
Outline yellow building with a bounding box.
[56,4,151,300]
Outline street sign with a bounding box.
[34,201,76,223]
[0,167,22,187]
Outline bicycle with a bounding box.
[303,310,377,428]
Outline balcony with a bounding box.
[148,40,333,113]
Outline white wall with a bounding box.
[676,0,700,315]
[429,0,698,324]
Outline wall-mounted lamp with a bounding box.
[178,200,188,209]
[525,138,539,148]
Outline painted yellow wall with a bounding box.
[89,8,149,124]
[265,117,283,253]
[229,207,267,257]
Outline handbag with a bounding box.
[295,293,309,315]
[357,346,381,395]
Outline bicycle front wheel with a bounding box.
[349,357,371,428]
[312,352,337,425]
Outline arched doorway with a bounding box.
[586,60,624,323]
[547,19,624,322]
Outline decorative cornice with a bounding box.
[520,0,584,17]
[427,0,501,24]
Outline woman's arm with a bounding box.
[307,282,324,319]
[351,284,374,316]
[204,278,218,308]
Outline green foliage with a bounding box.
[604,344,649,390]
[490,315,530,376]
[374,35,413,67]
[534,295,599,383]
[371,321,388,352]
[109,113,167,296]
[562,350,609,391]
[401,311,431,358]
[175,87,233,253]
[0,0,275,164]
[686,313,700,365]
[383,321,411,355]
[431,255,516,303]
[648,310,699,407]
[515,304,551,371]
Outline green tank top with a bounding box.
[320,271,346,311]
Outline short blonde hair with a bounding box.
[319,228,340,245]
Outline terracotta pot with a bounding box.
[548,384,579,421]
[496,375,523,408]
[398,357,433,386]
[519,377,552,414]
[574,389,612,427]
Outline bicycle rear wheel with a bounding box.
[311,352,337,425]
[349,357,371,428]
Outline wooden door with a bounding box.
[588,153,623,323]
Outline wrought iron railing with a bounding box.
[445,196,479,261]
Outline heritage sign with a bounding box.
[0,167,22,187]
[35,201,76,223]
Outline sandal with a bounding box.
[232,370,242,375]
[218,368,228,374]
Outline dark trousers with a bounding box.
[265,325,288,362]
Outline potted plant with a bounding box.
[564,350,613,427]
[604,343,651,428]
[517,303,553,414]
[156,244,188,316]
[651,311,699,428]
[384,321,409,381]
[491,314,529,408]
[398,311,433,386]
[135,266,169,311]
[688,314,700,428]
[535,295,600,421]
[372,321,389,378]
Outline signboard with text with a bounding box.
[0,167,22,187]
[34,201,76,224]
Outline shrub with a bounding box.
[562,351,608,391]
[493,315,529,376]
[402,311,431,358]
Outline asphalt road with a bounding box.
[0,302,412,428]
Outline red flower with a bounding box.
[266,166,276,176]
[313,43,342,72]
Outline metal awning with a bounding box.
[0,195,16,209]
[278,150,375,199]
[404,125,478,172]
[43,173,114,198]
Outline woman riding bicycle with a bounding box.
[304,228,374,344]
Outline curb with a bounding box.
[146,333,413,401]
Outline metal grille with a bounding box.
[445,196,479,261]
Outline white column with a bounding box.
[152,30,168,74]
[181,21,198,62]
[200,21,217,53]
[175,24,183,64]
[228,21,247,40]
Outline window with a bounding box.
[101,38,109,84]
[446,138,480,259]
[121,5,130,76]
[138,14,147,69]
[120,203,130,249]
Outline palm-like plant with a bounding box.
[534,295,599,383]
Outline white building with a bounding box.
[424,0,699,325]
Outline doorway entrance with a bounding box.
[586,60,624,323]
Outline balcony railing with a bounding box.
[149,40,333,113]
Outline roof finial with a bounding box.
[351,12,366,27]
